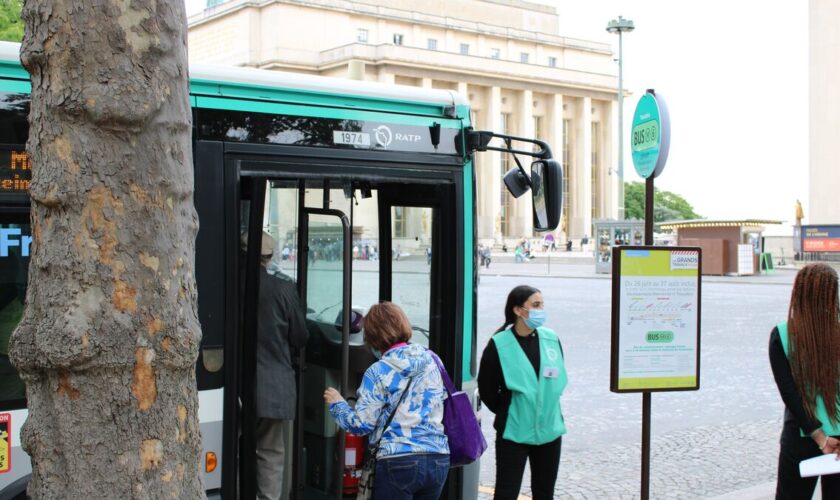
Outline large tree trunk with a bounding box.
[9,1,203,497]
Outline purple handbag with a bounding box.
[431,352,487,467]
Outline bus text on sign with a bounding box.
[632,120,658,151]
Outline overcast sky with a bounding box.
[184,0,808,228]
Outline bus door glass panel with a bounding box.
[0,217,27,406]
[264,180,300,282]
[302,181,378,349]
[300,211,347,497]
[391,206,434,347]
[238,178,304,500]
[350,187,379,315]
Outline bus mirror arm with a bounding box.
[463,129,553,160]
[463,130,553,199]
[504,138,531,198]
[460,129,563,231]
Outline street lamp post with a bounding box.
[607,16,634,220]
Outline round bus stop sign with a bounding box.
[631,91,670,179]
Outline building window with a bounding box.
[500,113,512,237]
[357,29,369,43]
[591,122,600,220]
[490,48,501,59]
[393,206,406,237]
[460,43,470,55]
[548,56,557,67]
[393,33,403,46]
[563,119,571,235]
[427,39,438,50]
[520,52,529,63]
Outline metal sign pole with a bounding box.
[641,175,655,500]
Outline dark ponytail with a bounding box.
[494,285,541,333]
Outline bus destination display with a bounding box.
[0,150,30,193]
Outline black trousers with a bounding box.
[494,435,562,500]
[776,428,840,499]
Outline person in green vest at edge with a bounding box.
[477,285,567,500]
[770,263,840,499]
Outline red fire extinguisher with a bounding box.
[343,432,366,495]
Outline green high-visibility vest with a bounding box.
[777,321,840,436]
[493,327,568,445]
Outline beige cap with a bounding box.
[240,231,276,256]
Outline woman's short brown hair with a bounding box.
[364,302,412,353]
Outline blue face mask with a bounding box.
[524,308,546,329]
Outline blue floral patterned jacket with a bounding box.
[329,343,450,458]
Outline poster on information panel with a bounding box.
[610,246,702,393]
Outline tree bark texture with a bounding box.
[10,1,203,497]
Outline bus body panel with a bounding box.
[0,41,480,499]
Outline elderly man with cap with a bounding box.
[243,231,308,500]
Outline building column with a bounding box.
[347,60,365,80]
[572,97,592,240]
[512,89,534,237]
[457,82,468,101]
[482,86,502,243]
[421,77,432,89]
[247,7,262,66]
[549,93,564,235]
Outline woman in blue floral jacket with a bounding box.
[324,301,449,500]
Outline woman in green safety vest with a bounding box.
[477,285,567,500]
[770,263,840,498]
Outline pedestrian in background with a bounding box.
[478,285,567,500]
[324,302,449,499]
[770,263,840,498]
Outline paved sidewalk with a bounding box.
[477,418,786,500]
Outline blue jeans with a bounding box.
[374,453,449,500]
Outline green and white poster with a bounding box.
[611,247,701,392]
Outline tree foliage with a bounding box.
[0,0,22,42]
[624,181,702,222]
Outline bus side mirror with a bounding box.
[531,159,562,231]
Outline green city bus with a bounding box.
[0,41,561,499]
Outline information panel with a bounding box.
[610,246,702,392]
[802,225,840,253]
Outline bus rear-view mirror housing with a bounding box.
[465,129,563,232]
[501,159,562,231]
[530,159,562,231]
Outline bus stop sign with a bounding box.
[631,90,670,179]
